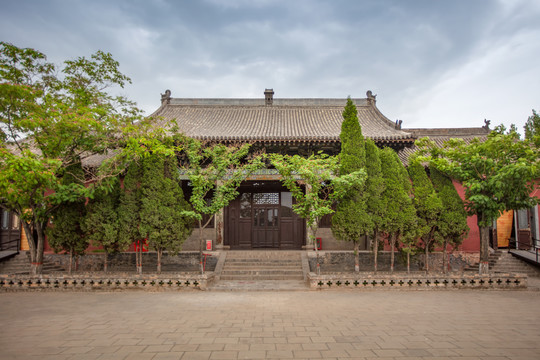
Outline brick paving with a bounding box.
[1,290,540,359]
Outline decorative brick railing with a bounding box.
[0,273,213,292]
[307,272,527,290]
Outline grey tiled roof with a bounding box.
[398,127,490,165]
[151,97,415,143]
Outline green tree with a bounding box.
[416,125,539,274]
[0,42,141,275]
[180,137,265,274]
[408,159,443,272]
[117,161,144,273]
[524,109,540,147]
[139,154,192,274]
[271,152,365,274]
[83,178,125,273]
[364,139,386,271]
[331,97,370,271]
[46,161,88,274]
[430,165,469,273]
[379,148,417,272]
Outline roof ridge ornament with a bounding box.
[161,89,171,105]
[366,90,376,106]
[264,88,274,106]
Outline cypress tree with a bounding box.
[408,159,442,272]
[139,155,192,274]
[379,148,417,272]
[364,139,385,271]
[118,161,144,273]
[430,165,469,273]
[331,97,371,272]
[83,178,125,272]
[46,161,88,274]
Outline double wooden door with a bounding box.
[225,184,305,249]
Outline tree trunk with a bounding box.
[34,221,45,275]
[69,249,73,275]
[354,241,359,272]
[136,242,143,275]
[157,249,162,274]
[425,238,429,273]
[139,244,143,274]
[373,229,379,272]
[407,252,410,274]
[390,233,396,272]
[199,220,204,274]
[104,252,108,273]
[311,223,321,275]
[478,215,490,274]
[442,240,448,274]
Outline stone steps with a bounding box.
[492,252,540,277]
[0,252,65,274]
[464,250,540,277]
[219,251,304,281]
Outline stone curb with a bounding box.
[0,272,213,292]
[308,272,527,290]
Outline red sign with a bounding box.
[206,240,212,251]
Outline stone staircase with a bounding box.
[464,250,540,277]
[219,251,305,281]
[492,251,540,277]
[464,250,503,273]
[0,252,65,275]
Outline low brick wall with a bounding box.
[308,251,479,273]
[0,272,213,292]
[46,251,220,273]
[307,272,527,290]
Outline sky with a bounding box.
[1,0,540,133]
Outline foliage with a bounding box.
[139,154,192,273]
[524,109,540,147]
[379,148,417,271]
[0,42,142,274]
[408,158,442,272]
[82,178,125,271]
[364,139,385,233]
[271,152,366,273]
[430,164,469,272]
[415,125,539,273]
[331,98,371,266]
[46,162,88,273]
[179,136,265,273]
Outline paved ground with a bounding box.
[1,290,540,360]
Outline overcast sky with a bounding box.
[2,0,539,132]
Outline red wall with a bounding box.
[452,180,480,252]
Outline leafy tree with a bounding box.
[0,42,141,275]
[46,162,88,274]
[180,137,265,274]
[139,154,192,274]
[430,165,469,273]
[271,152,365,274]
[524,109,540,147]
[408,159,443,272]
[363,139,386,271]
[83,178,125,273]
[331,97,370,271]
[379,148,417,272]
[416,125,539,274]
[117,161,144,273]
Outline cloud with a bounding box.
[1,0,539,134]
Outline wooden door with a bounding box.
[517,208,532,250]
[252,193,279,248]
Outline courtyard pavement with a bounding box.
[1,289,540,360]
